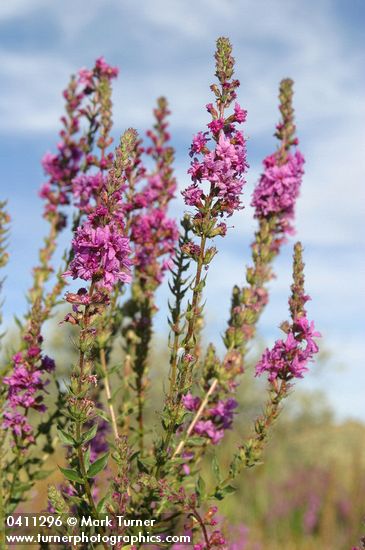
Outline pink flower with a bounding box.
[182,184,204,207]
[72,173,106,211]
[94,56,119,79]
[39,57,118,226]
[186,130,247,217]
[182,395,237,445]
[123,98,178,286]
[3,346,56,444]
[78,68,94,86]
[255,313,320,382]
[4,365,46,411]
[3,412,35,446]
[182,393,201,411]
[64,220,132,289]
[209,398,238,429]
[131,209,178,284]
[234,103,247,123]
[207,118,225,134]
[190,132,209,155]
[184,46,249,223]
[251,150,305,233]
[27,346,41,358]
[195,420,225,444]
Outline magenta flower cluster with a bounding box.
[72,173,107,213]
[64,217,132,289]
[183,103,248,218]
[3,349,55,446]
[39,149,81,226]
[183,394,238,445]
[255,315,320,382]
[251,150,305,233]
[78,56,119,86]
[39,57,118,225]
[125,100,178,285]
[131,209,178,284]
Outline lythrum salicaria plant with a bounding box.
[0,39,322,549]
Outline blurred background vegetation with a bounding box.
[2,311,364,550]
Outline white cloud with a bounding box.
[0,0,362,136]
[0,50,74,132]
[0,0,46,21]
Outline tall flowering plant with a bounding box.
[0,57,120,516]
[0,38,322,549]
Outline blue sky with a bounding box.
[0,0,364,420]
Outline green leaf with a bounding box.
[84,447,91,472]
[213,488,224,501]
[188,436,206,446]
[137,457,154,473]
[59,467,84,484]
[68,495,84,506]
[81,424,98,444]
[87,452,109,478]
[96,495,108,514]
[221,484,236,496]
[57,428,75,446]
[95,409,109,422]
[196,475,206,499]
[33,469,54,480]
[129,451,139,462]
[212,456,221,482]
[138,456,155,467]
[171,457,188,465]
[13,315,23,330]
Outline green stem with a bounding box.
[71,284,108,550]
[158,232,208,470]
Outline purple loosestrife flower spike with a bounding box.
[59,131,137,543]
[255,242,320,383]
[3,350,56,448]
[222,78,304,364]
[181,35,248,330]
[159,39,248,471]
[183,38,248,221]
[181,36,248,358]
[252,79,305,239]
[221,242,320,480]
[126,98,178,288]
[40,58,119,228]
[64,129,138,290]
[2,60,119,455]
[65,222,132,289]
